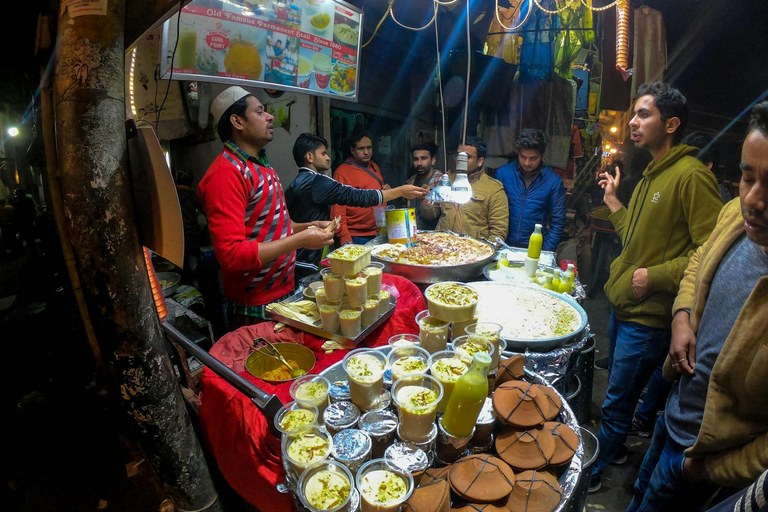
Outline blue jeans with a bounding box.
[351,235,375,245]
[635,361,673,426]
[593,310,671,476]
[627,414,718,512]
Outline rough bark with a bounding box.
[53,1,221,510]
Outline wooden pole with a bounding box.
[52,2,222,510]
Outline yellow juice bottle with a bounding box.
[551,272,561,291]
[527,224,543,259]
[441,353,491,438]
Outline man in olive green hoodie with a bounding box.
[589,82,723,492]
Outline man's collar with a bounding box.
[517,162,542,181]
[298,166,319,174]
[225,141,269,167]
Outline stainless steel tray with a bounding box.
[267,290,397,346]
[370,232,497,284]
[318,345,584,512]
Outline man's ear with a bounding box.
[477,156,485,169]
[666,116,681,136]
[230,113,244,132]
[431,156,437,166]
[305,151,314,165]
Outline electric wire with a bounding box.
[495,0,533,31]
[389,0,438,31]
[462,0,471,145]
[533,0,569,15]
[434,2,449,171]
[156,0,186,131]
[362,1,393,48]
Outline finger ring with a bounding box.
[671,363,678,367]
[678,359,686,363]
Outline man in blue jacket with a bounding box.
[495,129,567,252]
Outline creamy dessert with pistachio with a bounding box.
[322,272,345,302]
[287,432,330,473]
[345,353,385,410]
[330,244,368,261]
[294,380,330,415]
[362,299,379,327]
[390,356,428,383]
[417,315,450,354]
[395,385,439,442]
[303,470,351,511]
[328,245,371,275]
[319,304,340,332]
[468,330,502,369]
[279,408,316,433]
[363,266,383,295]
[454,339,493,364]
[359,469,408,512]
[338,307,362,338]
[378,290,391,317]
[430,357,469,412]
[344,276,368,307]
[425,282,479,322]
[315,287,328,306]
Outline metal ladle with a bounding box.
[253,337,307,378]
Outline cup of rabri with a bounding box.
[298,459,355,512]
[337,304,363,338]
[291,375,332,418]
[427,350,469,413]
[282,425,333,477]
[322,268,345,302]
[416,310,450,354]
[356,458,414,512]
[391,374,443,444]
[275,401,320,437]
[362,263,384,295]
[464,322,504,370]
[320,304,341,332]
[361,298,379,328]
[344,273,369,307]
[343,349,387,411]
[387,345,429,384]
[315,287,329,306]
[451,335,495,366]
[378,290,391,317]
[388,333,420,348]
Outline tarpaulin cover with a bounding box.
[198,274,426,512]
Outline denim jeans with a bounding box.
[627,414,719,512]
[351,235,375,245]
[635,361,673,426]
[593,310,671,476]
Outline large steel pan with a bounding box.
[370,232,497,284]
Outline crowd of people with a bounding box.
[192,83,766,511]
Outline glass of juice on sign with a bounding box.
[343,349,387,411]
[311,52,332,90]
[176,20,197,70]
[356,459,414,512]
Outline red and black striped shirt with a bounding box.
[198,142,295,307]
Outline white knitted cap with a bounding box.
[211,86,251,128]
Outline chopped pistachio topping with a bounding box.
[364,267,382,276]
[361,470,407,504]
[458,340,489,358]
[426,283,478,306]
[364,299,379,309]
[346,354,383,379]
[305,471,351,510]
[345,277,367,286]
[288,433,329,464]
[280,409,315,431]
[330,245,368,261]
[296,381,328,401]
[433,359,469,381]
[394,357,427,374]
[339,309,361,320]
[319,304,338,313]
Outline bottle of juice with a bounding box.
[551,272,561,291]
[527,224,543,259]
[567,263,576,285]
[561,265,575,293]
[543,275,555,290]
[441,353,491,438]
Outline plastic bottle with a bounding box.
[551,272,561,291]
[527,224,543,259]
[441,353,491,438]
[561,265,574,293]
[543,275,555,290]
[567,263,576,285]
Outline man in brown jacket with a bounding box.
[627,101,768,511]
[420,136,509,240]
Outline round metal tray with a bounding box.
[318,345,584,512]
[469,281,589,352]
[371,233,496,284]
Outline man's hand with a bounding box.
[299,227,334,250]
[396,185,428,200]
[309,220,331,230]
[631,267,651,298]
[598,166,623,213]
[682,457,706,482]
[671,310,697,375]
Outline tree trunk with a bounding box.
[53,1,222,510]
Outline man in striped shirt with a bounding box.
[199,86,335,327]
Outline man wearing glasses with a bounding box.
[421,136,509,240]
[198,86,335,328]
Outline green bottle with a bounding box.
[441,353,491,438]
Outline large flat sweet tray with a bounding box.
[267,290,397,346]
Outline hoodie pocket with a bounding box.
[605,259,643,311]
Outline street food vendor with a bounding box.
[421,136,509,240]
[198,86,334,327]
[285,133,426,275]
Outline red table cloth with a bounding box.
[198,274,426,512]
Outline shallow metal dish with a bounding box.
[318,345,584,512]
[245,342,316,383]
[371,232,497,284]
[156,272,181,297]
[469,281,588,352]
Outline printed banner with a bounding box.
[160,0,362,102]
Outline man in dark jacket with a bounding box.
[284,133,425,275]
[495,129,566,251]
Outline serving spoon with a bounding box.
[253,337,306,378]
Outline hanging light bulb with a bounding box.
[451,151,472,204]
